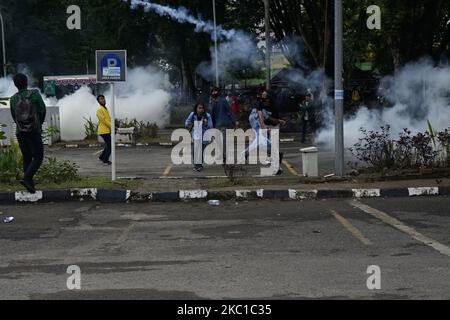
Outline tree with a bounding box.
[268,0,334,76]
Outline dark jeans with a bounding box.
[219,127,230,163]
[301,120,311,143]
[100,134,112,162]
[16,132,44,183]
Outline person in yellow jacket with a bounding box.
[96,95,112,165]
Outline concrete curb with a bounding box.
[0,187,448,205]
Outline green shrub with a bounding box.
[42,125,60,141]
[350,126,450,171]
[0,123,7,140]
[0,141,23,183]
[84,117,98,140]
[116,118,159,139]
[36,157,80,184]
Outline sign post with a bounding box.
[334,0,344,177]
[96,50,127,181]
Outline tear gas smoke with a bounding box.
[130,0,236,40]
[43,66,172,141]
[316,59,450,148]
[128,1,262,82]
[0,76,16,98]
[0,65,36,98]
[196,31,263,82]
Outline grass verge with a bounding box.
[0,176,143,192]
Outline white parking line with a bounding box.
[351,200,450,257]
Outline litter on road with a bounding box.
[3,217,14,224]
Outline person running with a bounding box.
[185,102,213,172]
[9,73,47,194]
[96,95,112,165]
[244,93,285,175]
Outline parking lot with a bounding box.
[0,197,449,299]
[46,140,353,179]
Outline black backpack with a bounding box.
[16,90,39,133]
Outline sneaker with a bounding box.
[20,179,36,194]
[103,161,112,166]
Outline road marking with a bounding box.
[282,160,300,176]
[116,222,136,245]
[330,210,372,246]
[351,200,450,257]
[163,164,172,176]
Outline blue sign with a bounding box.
[335,90,344,100]
[96,50,127,82]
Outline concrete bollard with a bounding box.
[300,147,319,177]
[116,127,136,144]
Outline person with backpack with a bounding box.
[9,73,47,194]
[185,102,213,172]
[96,95,112,165]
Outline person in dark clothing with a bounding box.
[261,90,280,125]
[210,87,235,162]
[9,73,47,194]
[299,94,314,143]
[210,87,235,129]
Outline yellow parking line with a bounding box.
[163,165,173,176]
[330,210,372,246]
[351,200,450,257]
[282,160,300,176]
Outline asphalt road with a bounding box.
[0,197,449,300]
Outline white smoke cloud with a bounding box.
[0,65,36,100]
[197,31,263,82]
[0,76,16,99]
[45,66,172,141]
[130,0,236,40]
[316,59,450,148]
[113,66,172,127]
[44,87,97,141]
[128,1,261,82]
